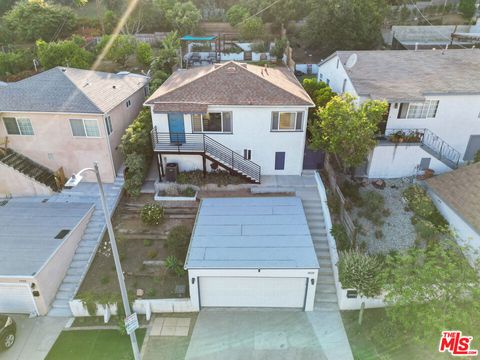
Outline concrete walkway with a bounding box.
[0,315,68,360]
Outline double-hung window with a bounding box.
[3,117,34,135]
[271,112,304,131]
[397,100,439,119]
[191,112,232,133]
[70,119,100,137]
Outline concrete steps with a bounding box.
[47,173,125,317]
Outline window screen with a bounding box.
[70,119,86,136]
[3,117,20,135]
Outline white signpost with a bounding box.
[125,313,139,335]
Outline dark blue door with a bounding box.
[275,152,285,170]
[168,113,185,144]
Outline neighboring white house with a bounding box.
[426,163,480,266]
[185,197,319,311]
[317,49,480,179]
[145,61,314,182]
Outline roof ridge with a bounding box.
[57,68,104,114]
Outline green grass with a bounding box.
[341,309,449,360]
[46,329,146,360]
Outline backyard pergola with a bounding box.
[180,35,218,67]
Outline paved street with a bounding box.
[0,316,68,360]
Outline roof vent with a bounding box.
[113,85,116,89]
[61,68,67,72]
[54,229,70,239]
[345,53,358,69]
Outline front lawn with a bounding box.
[342,308,449,360]
[46,329,146,360]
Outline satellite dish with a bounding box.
[345,53,358,69]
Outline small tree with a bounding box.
[338,250,384,324]
[96,34,137,66]
[103,10,118,34]
[0,49,34,77]
[309,94,387,169]
[383,240,480,340]
[270,38,287,62]
[136,42,153,68]
[302,78,335,123]
[239,17,264,41]
[36,37,94,69]
[164,1,201,35]
[124,153,147,197]
[226,4,249,26]
[458,0,476,19]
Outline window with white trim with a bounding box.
[271,112,303,131]
[3,117,34,135]
[105,116,113,135]
[191,112,232,133]
[70,119,100,137]
[397,100,439,119]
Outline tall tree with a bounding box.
[4,0,77,42]
[226,4,249,26]
[164,1,201,35]
[304,0,387,55]
[309,94,387,168]
[383,240,480,340]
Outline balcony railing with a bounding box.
[151,128,261,183]
[380,128,460,168]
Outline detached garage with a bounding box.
[185,197,319,311]
[0,200,93,315]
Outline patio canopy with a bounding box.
[181,35,217,41]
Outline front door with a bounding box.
[168,113,185,144]
[464,135,480,161]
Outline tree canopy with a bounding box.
[309,94,387,168]
[96,34,137,66]
[226,4,249,26]
[3,0,77,42]
[163,0,201,35]
[383,240,480,340]
[303,0,387,55]
[458,0,476,19]
[239,16,264,41]
[36,37,94,70]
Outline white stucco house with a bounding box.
[144,61,315,183]
[317,49,480,179]
[426,163,480,265]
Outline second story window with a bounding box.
[271,112,303,131]
[191,112,232,133]
[70,119,100,137]
[398,100,439,119]
[3,117,34,135]
[105,116,113,135]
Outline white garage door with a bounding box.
[199,276,307,309]
[0,283,37,314]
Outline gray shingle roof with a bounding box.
[185,197,320,269]
[331,49,480,101]
[145,61,314,108]
[0,200,93,276]
[0,67,149,114]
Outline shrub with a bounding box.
[270,38,287,61]
[143,239,152,247]
[165,255,180,271]
[338,250,384,297]
[124,153,147,197]
[340,180,362,207]
[330,224,350,251]
[147,249,158,259]
[402,185,448,227]
[0,49,34,77]
[146,288,156,297]
[181,187,196,197]
[359,191,387,226]
[136,42,153,68]
[141,203,164,225]
[166,225,192,256]
[36,37,94,70]
[96,34,137,66]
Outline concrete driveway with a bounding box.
[185,310,327,360]
[0,315,68,360]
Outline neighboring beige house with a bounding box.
[0,67,149,196]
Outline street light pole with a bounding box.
[67,162,141,360]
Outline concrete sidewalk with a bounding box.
[0,315,68,360]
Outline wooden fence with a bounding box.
[324,154,357,244]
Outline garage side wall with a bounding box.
[34,206,94,315]
[188,268,318,311]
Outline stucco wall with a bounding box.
[317,55,358,98]
[106,87,147,173]
[0,111,114,183]
[0,163,53,197]
[151,105,309,175]
[429,190,480,267]
[367,144,451,178]
[33,205,94,315]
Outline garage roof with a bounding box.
[0,200,94,276]
[185,197,320,269]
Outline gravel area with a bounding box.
[352,179,417,254]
